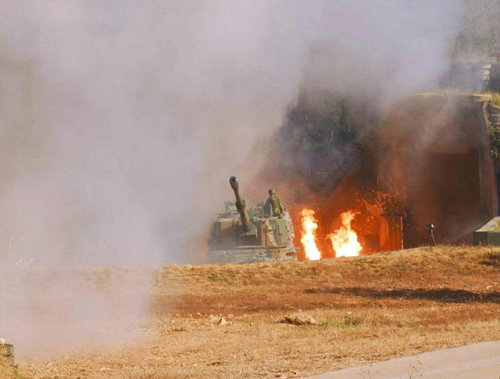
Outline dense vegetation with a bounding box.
[267,89,380,193]
[451,0,500,59]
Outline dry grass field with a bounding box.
[4,246,500,378]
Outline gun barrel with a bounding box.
[229,176,251,232]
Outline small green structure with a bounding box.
[473,217,500,245]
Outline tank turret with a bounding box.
[208,176,298,264]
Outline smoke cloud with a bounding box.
[0,0,463,359]
[0,1,463,266]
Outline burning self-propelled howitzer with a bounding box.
[208,176,298,263]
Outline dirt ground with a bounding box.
[4,246,500,378]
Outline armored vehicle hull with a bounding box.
[208,245,297,264]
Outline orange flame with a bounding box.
[327,210,362,258]
[300,208,322,260]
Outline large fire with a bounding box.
[327,210,362,257]
[300,208,362,260]
[300,208,322,260]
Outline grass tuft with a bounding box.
[207,272,236,282]
[319,316,362,329]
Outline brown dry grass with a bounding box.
[6,246,500,378]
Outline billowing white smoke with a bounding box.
[0,2,303,267]
[0,0,462,358]
[0,1,462,266]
